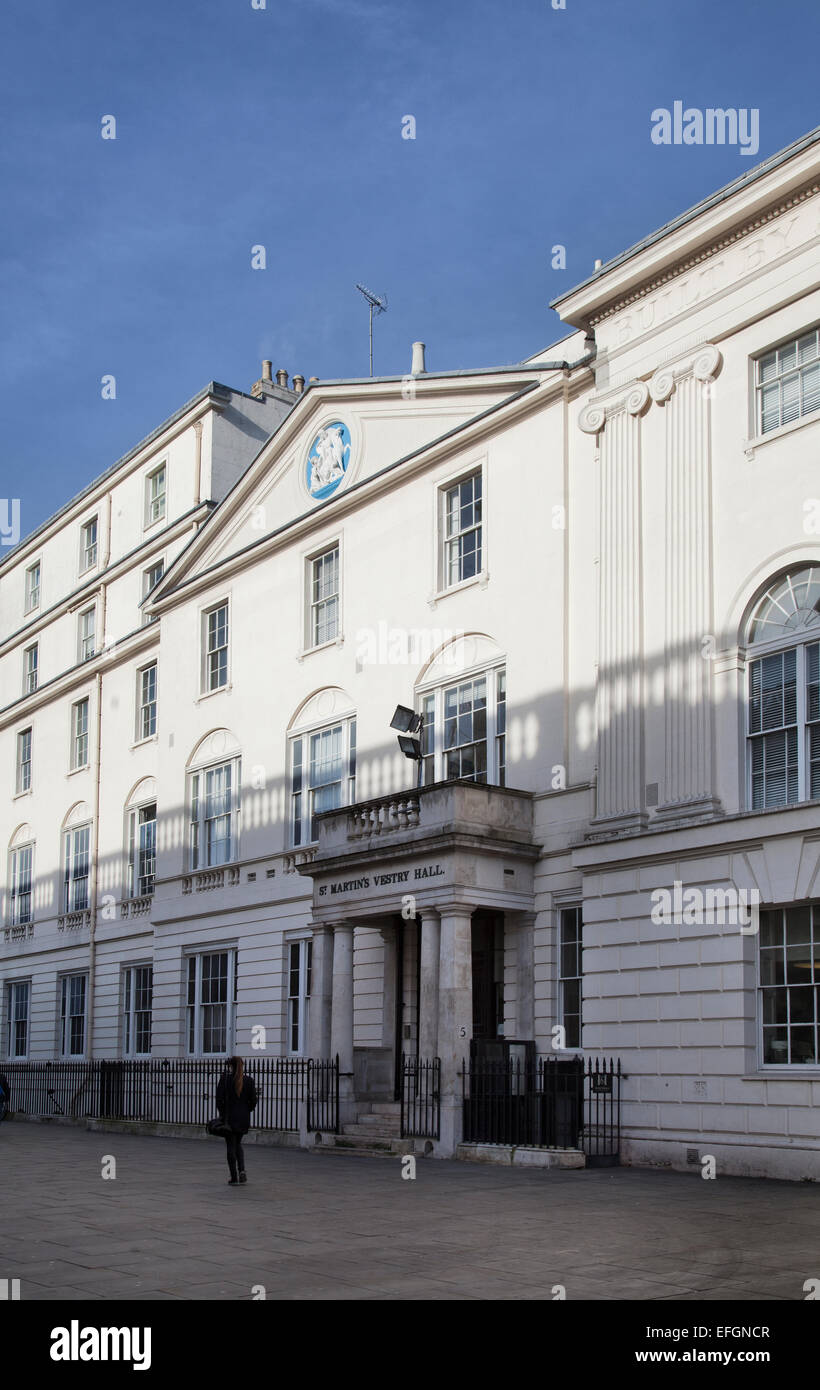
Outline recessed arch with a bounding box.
[745,565,820,646]
[186,728,241,769]
[62,801,92,830]
[416,632,505,689]
[723,546,820,648]
[288,687,355,733]
[125,776,157,808]
[9,822,34,849]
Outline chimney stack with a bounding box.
[261,360,272,382]
[411,341,426,375]
[292,374,305,394]
[276,368,289,389]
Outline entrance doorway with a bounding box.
[471,911,504,1040]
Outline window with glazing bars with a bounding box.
[756,328,820,434]
[759,903,820,1065]
[309,546,339,646]
[442,471,482,586]
[63,825,90,912]
[123,965,153,1055]
[9,845,33,926]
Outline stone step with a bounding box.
[315,1132,415,1157]
[342,1124,401,1139]
[369,1102,401,1116]
[351,1114,402,1130]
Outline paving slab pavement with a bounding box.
[1,1120,817,1301]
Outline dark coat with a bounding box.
[0,1072,9,1117]
[216,1071,257,1135]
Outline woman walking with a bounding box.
[216,1056,257,1185]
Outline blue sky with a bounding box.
[1,0,818,543]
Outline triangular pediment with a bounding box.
[150,369,541,604]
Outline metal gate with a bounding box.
[462,1052,622,1162]
[306,1055,339,1133]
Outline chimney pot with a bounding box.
[276,368,289,388]
[411,341,426,375]
[594,258,603,270]
[309,376,319,382]
[262,359,272,382]
[292,374,305,394]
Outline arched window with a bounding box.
[288,689,356,846]
[62,802,92,914]
[187,731,241,869]
[125,777,157,899]
[746,566,820,809]
[8,824,34,929]
[416,634,506,786]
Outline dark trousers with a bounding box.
[225,1129,246,1179]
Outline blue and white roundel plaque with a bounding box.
[305,421,351,501]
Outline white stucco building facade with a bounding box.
[2,127,820,1178]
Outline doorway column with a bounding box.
[330,921,356,1117]
[514,911,536,1041]
[418,910,441,1059]
[307,924,333,1059]
[437,905,473,1153]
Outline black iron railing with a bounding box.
[462,1054,622,1162]
[400,1054,440,1139]
[306,1055,340,1134]
[2,1056,321,1132]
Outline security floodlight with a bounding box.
[397,734,422,760]
[390,704,422,734]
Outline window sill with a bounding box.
[131,734,158,751]
[745,1068,820,1078]
[67,764,90,777]
[297,635,344,662]
[744,407,820,458]
[12,788,32,801]
[197,682,232,703]
[143,515,166,534]
[428,571,489,608]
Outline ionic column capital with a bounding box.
[579,379,650,434]
[650,342,723,403]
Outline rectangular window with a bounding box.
[142,560,164,624]
[24,562,40,613]
[748,649,799,808]
[80,517,98,572]
[291,720,356,846]
[808,643,820,801]
[442,470,482,588]
[287,939,313,1055]
[16,728,32,794]
[190,763,236,868]
[308,546,340,647]
[145,464,166,526]
[71,698,90,769]
[444,677,487,781]
[60,974,87,1056]
[137,663,157,740]
[23,643,38,695]
[756,328,820,435]
[123,965,153,1055]
[186,950,234,1055]
[759,904,819,1065]
[422,667,505,787]
[78,606,96,663]
[127,803,156,897]
[203,603,228,692]
[9,845,33,926]
[559,907,583,1050]
[63,825,90,912]
[6,980,30,1057]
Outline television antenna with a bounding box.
[355,283,387,377]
